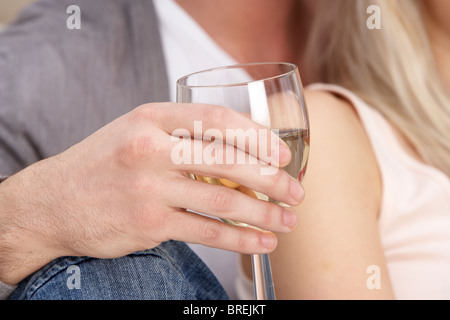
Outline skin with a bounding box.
[256,0,450,299]
[422,0,450,91]
[176,0,394,299]
[176,0,312,67]
[0,0,311,286]
[0,104,303,285]
[269,91,392,299]
[3,0,446,297]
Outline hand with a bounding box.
[0,102,304,284]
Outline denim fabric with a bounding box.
[9,241,228,300]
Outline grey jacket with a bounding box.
[0,0,168,298]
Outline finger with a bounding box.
[166,209,279,254]
[169,177,298,234]
[135,103,292,167]
[168,138,304,206]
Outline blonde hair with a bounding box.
[305,0,450,177]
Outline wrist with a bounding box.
[0,165,63,285]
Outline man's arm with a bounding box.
[0,102,303,288]
[0,176,16,299]
[0,0,304,294]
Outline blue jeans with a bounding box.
[9,241,228,300]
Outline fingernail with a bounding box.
[278,144,291,165]
[261,233,277,249]
[290,180,304,204]
[271,141,290,166]
[283,209,298,229]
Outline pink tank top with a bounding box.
[309,84,450,299]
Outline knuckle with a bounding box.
[131,104,158,124]
[268,169,285,189]
[136,134,160,156]
[258,203,275,227]
[199,222,222,243]
[201,105,229,126]
[129,175,154,193]
[134,204,169,237]
[236,230,250,252]
[134,203,160,228]
[123,134,160,164]
[207,189,233,212]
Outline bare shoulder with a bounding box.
[303,89,362,130]
[302,88,381,212]
[269,88,392,299]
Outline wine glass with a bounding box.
[176,62,309,300]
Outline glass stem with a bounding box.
[251,253,276,300]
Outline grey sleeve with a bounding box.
[0,31,42,177]
[0,281,17,300]
[0,0,168,295]
[0,177,15,300]
[0,0,169,172]
[0,176,14,300]
[0,8,40,301]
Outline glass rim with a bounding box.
[176,62,298,89]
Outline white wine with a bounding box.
[177,62,308,300]
[192,128,309,226]
[277,128,309,183]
